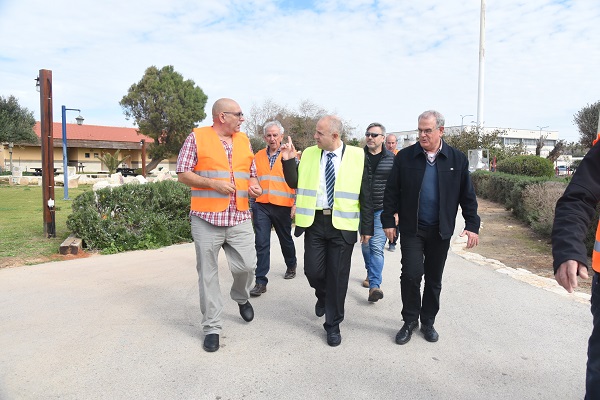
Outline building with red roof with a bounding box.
[1,122,177,174]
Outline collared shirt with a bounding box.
[316,143,343,209]
[176,132,257,227]
[266,147,281,169]
[424,141,443,166]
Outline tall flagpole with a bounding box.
[476,0,486,128]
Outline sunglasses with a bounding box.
[365,132,383,138]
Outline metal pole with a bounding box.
[476,0,486,128]
[141,139,147,177]
[61,106,68,200]
[460,114,473,133]
[61,106,81,200]
[38,69,55,237]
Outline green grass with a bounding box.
[0,185,92,262]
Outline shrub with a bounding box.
[66,180,192,253]
[472,170,599,256]
[496,155,554,177]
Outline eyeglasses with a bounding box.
[223,111,244,118]
[417,128,437,135]
[365,132,383,138]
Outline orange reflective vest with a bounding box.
[593,223,600,273]
[254,149,295,207]
[190,127,254,212]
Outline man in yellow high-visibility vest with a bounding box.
[280,115,374,347]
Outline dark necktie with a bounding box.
[325,152,336,208]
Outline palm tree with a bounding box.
[97,149,131,175]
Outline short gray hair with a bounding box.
[418,110,445,129]
[263,120,284,135]
[366,122,386,135]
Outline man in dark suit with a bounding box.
[382,110,480,345]
[280,115,373,347]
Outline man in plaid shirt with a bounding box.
[177,98,263,353]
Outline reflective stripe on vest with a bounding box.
[592,218,600,273]
[295,145,364,231]
[190,127,253,212]
[254,149,295,207]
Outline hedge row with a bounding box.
[471,170,598,256]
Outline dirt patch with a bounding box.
[469,198,591,295]
[0,251,94,269]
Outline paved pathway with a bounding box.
[0,226,590,399]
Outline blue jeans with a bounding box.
[361,209,386,289]
[252,202,297,285]
[587,272,600,399]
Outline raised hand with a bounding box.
[280,136,297,160]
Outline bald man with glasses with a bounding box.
[177,98,263,353]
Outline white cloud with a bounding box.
[1,0,599,142]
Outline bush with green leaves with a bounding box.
[66,180,192,253]
[496,155,554,177]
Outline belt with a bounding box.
[315,209,332,216]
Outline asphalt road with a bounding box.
[0,225,591,399]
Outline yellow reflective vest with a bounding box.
[295,145,364,231]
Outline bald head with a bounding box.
[212,98,238,120]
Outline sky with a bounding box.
[1,0,599,143]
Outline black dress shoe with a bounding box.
[239,301,254,322]
[315,300,325,317]
[284,267,296,279]
[250,283,267,297]
[395,320,419,345]
[203,333,219,352]
[420,324,439,342]
[327,331,342,347]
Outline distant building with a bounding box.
[389,125,559,157]
[1,122,176,173]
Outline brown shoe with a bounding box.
[368,287,384,302]
[250,283,267,297]
[362,277,369,288]
[284,267,296,279]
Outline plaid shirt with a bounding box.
[176,131,257,227]
[266,147,280,169]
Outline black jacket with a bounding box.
[381,140,480,240]
[282,144,374,244]
[552,140,600,273]
[363,145,395,210]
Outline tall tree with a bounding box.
[120,65,208,172]
[0,95,37,144]
[573,100,600,148]
[243,99,355,152]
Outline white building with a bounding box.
[389,125,559,157]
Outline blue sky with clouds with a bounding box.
[1,0,599,142]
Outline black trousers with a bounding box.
[399,225,450,327]
[304,212,354,334]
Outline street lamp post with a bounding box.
[140,139,146,177]
[61,106,84,200]
[460,114,474,133]
[536,125,549,156]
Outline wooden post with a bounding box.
[39,69,55,237]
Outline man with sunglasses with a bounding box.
[361,123,395,302]
[177,98,263,353]
[382,110,480,345]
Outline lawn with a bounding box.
[0,184,92,266]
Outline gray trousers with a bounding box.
[190,216,256,335]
